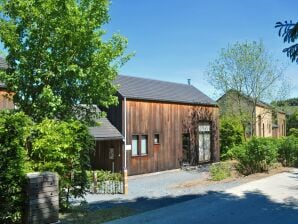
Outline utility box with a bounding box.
[24,172,59,224]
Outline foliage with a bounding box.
[277,136,298,167]
[209,162,231,181]
[87,170,123,194]
[29,119,94,209]
[272,97,298,107]
[0,111,32,223]
[275,21,298,63]
[208,41,284,137]
[220,116,244,159]
[0,0,132,122]
[289,128,298,137]
[228,137,278,175]
[87,170,123,182]
[286,110,298,134]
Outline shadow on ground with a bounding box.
[78,189,298,224]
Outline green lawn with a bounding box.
[60,205,136,224]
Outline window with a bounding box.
[154,134,160,144]
[131,134,148,156]
[132,135,138,156]
[141,135,148,155]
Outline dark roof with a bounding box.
[89,117,123,140]
[114,75,217,106]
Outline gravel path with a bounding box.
[82,165,253,212]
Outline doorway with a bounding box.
[198,122,211,162]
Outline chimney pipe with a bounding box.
[187,79,191,85]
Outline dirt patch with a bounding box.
[173,166,293,189]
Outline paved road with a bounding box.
[106,169,298,224]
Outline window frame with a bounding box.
[153,133,160,145]
[131,134,148,157]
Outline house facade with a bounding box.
[0,58,220,176]
[100,75,220,175]
[217,90,286,138]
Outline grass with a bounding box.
[60,204,136,224]
[210,162,232,181]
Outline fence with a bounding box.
[88,170,124,194]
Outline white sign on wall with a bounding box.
[125,144,132,151]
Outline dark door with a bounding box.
[182,133,190,164]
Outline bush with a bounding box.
[220,116,244,159]
[29,119,94,210]
[289,128,298,138]
[210,162,231,181]
[229,137,278,175]
[277,136,298,167]
[0,111,32,223]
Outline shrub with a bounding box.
[229,137,278,175]
[0,111,32,223]
[289,128,298,138]
[210,162,231,181]
[220,116,244,160]
[277,136,298,167]
[29,119,94,210]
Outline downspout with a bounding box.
[124,97,127,169]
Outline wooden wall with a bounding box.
[91,140,123,173]
[0,90,14,110]
[123,99,219,175]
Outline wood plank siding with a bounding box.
[119,99,219,175]
[91,140,123,173]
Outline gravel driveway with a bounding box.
[83,165,254,212]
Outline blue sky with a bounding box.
[105,0,297,100]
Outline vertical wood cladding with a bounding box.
[124,99,219,175]
[91,140,123,173]
[0,90,14,110]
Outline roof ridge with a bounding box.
[118,74,195,88]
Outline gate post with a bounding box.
[123,168,128,194]
[24,172,59,224]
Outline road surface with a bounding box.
[106,169,298,224]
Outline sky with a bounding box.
[104,0,298,100]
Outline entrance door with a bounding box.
[182,133,190,164]
[198,122,211,162]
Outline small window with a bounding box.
[141,135,148,155]
[154,134,160,144]
[132,135,138,156]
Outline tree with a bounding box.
[0,0,131,122]
[207,41,284,137]
[275,20,298,63]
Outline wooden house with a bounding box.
[0,58,220,176]
[97,75,220,175]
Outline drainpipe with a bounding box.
[124,96,127,169]
[123,97,128,194]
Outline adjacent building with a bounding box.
[217,90,286,138]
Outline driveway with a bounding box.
[106,168,298,224]
[84,165,249,212]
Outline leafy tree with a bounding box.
[220,116,244,159]
[207,41,284,137]
[0,0,131,122]
[0,111,32,223]
[287,109,298,133]
[29,119,94,209]
[275,20,298,63]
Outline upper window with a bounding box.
[154,134,160,144]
